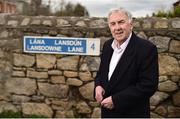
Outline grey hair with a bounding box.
[108,8,133,22]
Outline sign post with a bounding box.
[23,36,100,56]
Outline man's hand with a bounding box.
[95,86,105,103]
[101,96,114,110]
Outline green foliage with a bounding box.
[55,2,89,16]
[0,110,47,118]
[174,6,180,17]
[0,110,21,118]
[154,10,167,17]
[152,6,180,18]
[74,3,88,16]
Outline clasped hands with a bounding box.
[95,86,114,110]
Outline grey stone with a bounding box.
[55,111,66,118]
[65,110,74,118]
[31,19,41,25]
[0,40,8,47]
[76,101,92,114]
[66,78,83,86]
[31,95,45,102]
[51,76,65,84]
[154,19,168,28]
[133,21,141,28]
[21,18,30,26]
[6,38,21,49]
[90,19,107,28]
[137,31,148,39]
[45,98,51,105]
[12,71,25,77]
[35,68,48,72]
[142,19,152,29]
[172,20,180,28]
[57,19,71,27]
[87,57,100,71]
[57,56,79,71]
[13,67,26,71]
[51,100,73,111]
[79,63,89,71]
[64,71,78,77]
[0,50,5,58]
[51,104,64,110]
[12,95,31,104]
[36,54,56,69]
[5,78,36,95]
[159,54,180,75]
[27,70,48,79]
[159,76,168,82]
[91,107,101,118]
[48,70,62,75]
[0,30,9,38]
[169,40,180,53]
[154,105,167,116]
[150,106,156,110]
[150,91,169,106]
[168,106,180,117]
[22,103,53,117]
[79,72,93,81]
[75,21,87,27]
[171,76,179,82]
[42,20,52,26]
[7,20,18,27]
[0,15,6,25]
[38,83,69,98]
[158,80,178,92]
[80,57,100,71]
[89,101,100,107]
[92,72,97,78]
[172,90,180,106]
[149,36,170,52]
[0,102,18,113]
[79,82,94,100]
[150,112,163,118]
[0,60,11,72]
[0,89,10,101]
[49,30,58,36]
[13,53,35,67]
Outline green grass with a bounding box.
[0,110,21,118]
[0,110,47,118]
[25,114,47,118]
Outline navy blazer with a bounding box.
[94,32,159,118]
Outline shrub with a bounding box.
[152,6,180,18]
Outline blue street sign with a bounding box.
[23,36,100,56]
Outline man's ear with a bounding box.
[130,21,133,30]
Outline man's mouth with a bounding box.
[115,31,123,35]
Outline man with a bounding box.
[94,8,159,118]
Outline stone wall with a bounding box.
[0,14,179,118]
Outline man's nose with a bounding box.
[114,24,121,30]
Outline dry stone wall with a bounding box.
[0,14,180,118]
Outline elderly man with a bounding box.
[94,8,159,118]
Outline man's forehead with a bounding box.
[110,11,127,17]
[109,12,128,21]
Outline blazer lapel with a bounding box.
[101,39,113,90]
[108,33,136,90]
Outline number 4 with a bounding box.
[91,43,95,50]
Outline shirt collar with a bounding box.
[111,32,132,53]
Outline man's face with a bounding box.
[108,11,133,44]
